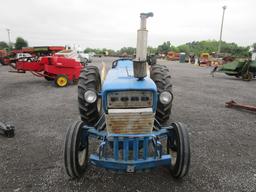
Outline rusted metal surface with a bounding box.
[106,108,154,134]
[107,91,153,109]
[225,100,256,112]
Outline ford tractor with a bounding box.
[64,12,190,179]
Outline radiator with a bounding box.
[106,108,154,134]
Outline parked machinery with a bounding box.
[198,52,211,65]
[217,59,256,81]
[167,51,180,61]
[9,50,84,87]
[64,13,190,179]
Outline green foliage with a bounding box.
[148,46,157,54]
[84,48,115,55]
[0,41,9,49]
[83,40,249,58]
[14,37,28,50]
[157,41,171,54]
[252,43,256,52]
[84,47,96,53]
[163,40,249,57]
[117,47,136,55]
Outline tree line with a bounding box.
[1,36,254,58]
[0,37,28,50]
[85,40,254,57]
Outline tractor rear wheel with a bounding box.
[167,122,190,179]
[55,74,68,87]
[150,64,173,124]
[64,120,89,178]
[78,66,101,126]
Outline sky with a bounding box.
[0,0,255,50]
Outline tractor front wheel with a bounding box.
[64,120,89,178]
[55,75,68,87]
[242,72,253,81]
[167,122,190,179]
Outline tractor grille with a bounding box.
[106,108,154,134]
[107,91,153,109]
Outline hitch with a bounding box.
[0,122,15,138]
[8,70,26,73]
[225,100,256,112]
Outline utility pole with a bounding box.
[6,28,11,49]
[217,5,227,55]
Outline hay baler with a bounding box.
[10,51,83,87]
[64,13,190,179]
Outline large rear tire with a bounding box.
[78,66,101,126]
[167,122,190,179]
[150,64,173,124]
[64,121,89,178]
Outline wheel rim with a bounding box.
[168,139,178,166]
[78,144,87,166]
[57,77,67,86]
[97,98,102,112]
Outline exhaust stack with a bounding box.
[133,12,153,80]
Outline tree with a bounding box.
[252,43,256,52]
[147,46,157,54]
[157,41,171,54]
[14,37,28,50]
[84,47,95,53]
[118,47,136,55]
[0,41,9,49]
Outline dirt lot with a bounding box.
[0,57,256,192]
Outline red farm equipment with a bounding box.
[10,50,84,87]
[0,50,8,65]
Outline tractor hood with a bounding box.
[102,60,157,93]
[101,59,157,113]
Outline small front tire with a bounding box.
[55,74,68,87]
[167,122,190,179]
[242,72,253,81]
[64,121,89,178]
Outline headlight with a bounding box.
[159,91,172,105]
[84,90,97,103]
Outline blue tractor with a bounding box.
[64,12,190,179]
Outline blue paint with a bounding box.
[90,154,171,172]
[106,128,170,138]
[143,137,149,160]
[86,127,172,172]
[101,59,158,113]
[80,59,176,172]
[114,137,119,160]
[123,137,129,161]
[133,138,139,161]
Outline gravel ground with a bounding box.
[0,57,256,192]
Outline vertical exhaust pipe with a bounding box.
[133,12,153,80]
